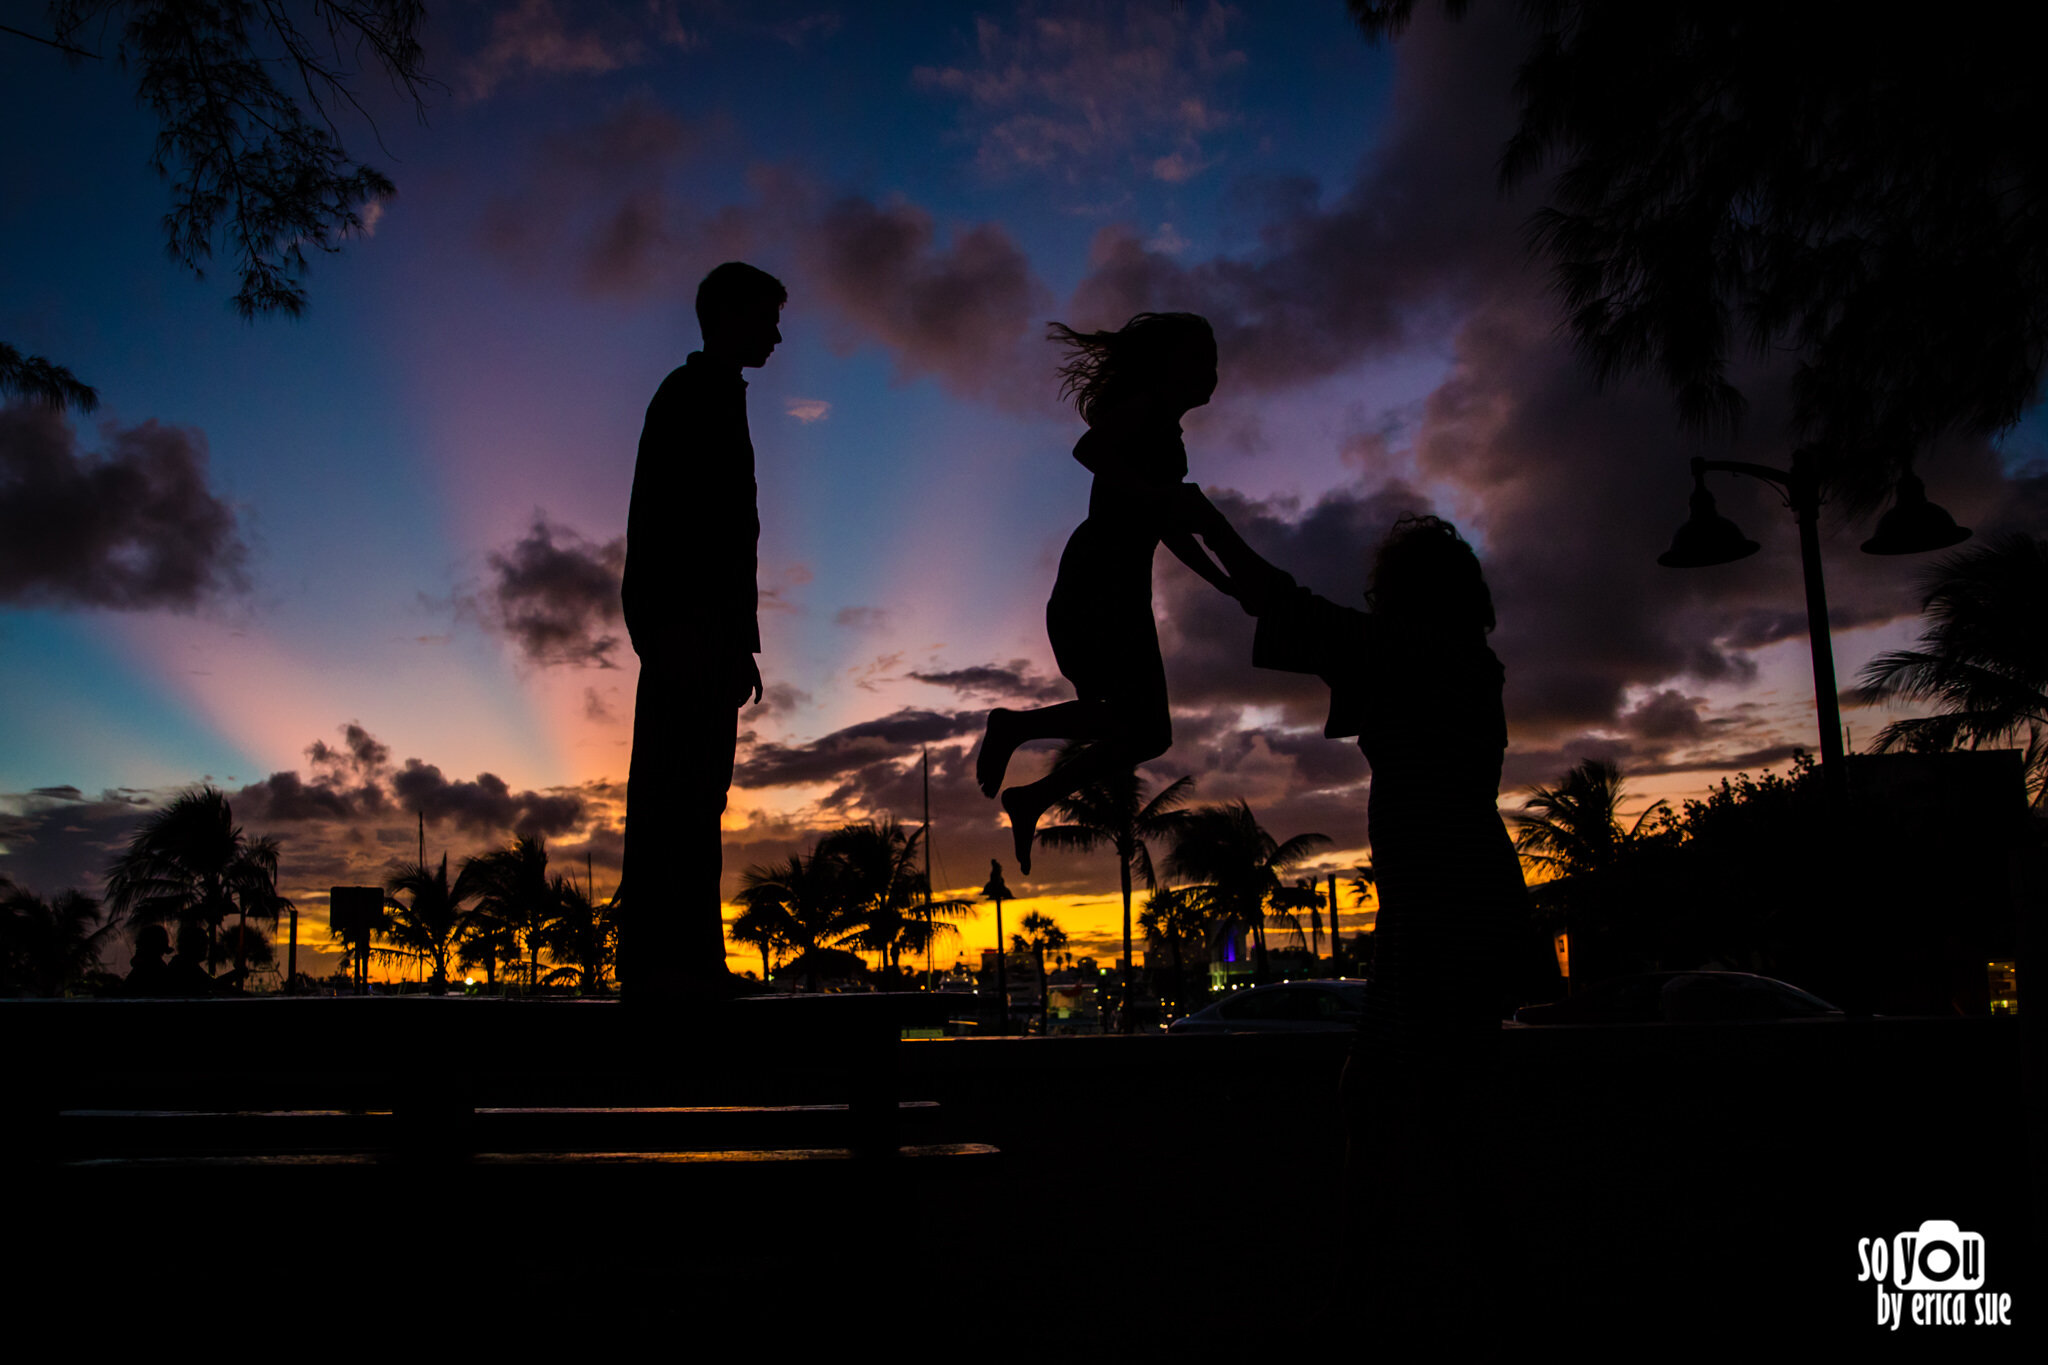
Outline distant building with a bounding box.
[1207,918,1252,992]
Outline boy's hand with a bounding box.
[734,653,764,708]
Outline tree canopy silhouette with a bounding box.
[6,2,435,407]
[736,850,861,993]
[467,834,560,992]
[1164,801,1330,981]
[382,852,484,993]
[105,786,289,968]
[1510,757,1670,879]
[1036,742,1196,1027]
[1011,909,1068,1034]
[815,820,971,979]
[1352,0,2048,508]
[1858,534,2048,805]
[539,875,616,994]
[1,879,115,996]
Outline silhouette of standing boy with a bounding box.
[619,262,785,1003]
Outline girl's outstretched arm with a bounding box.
[1179,485,1295,614]
[1164,527,1236,599]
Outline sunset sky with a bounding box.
[4,1,2043,976]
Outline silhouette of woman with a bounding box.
[1186,500,1525,1327]
[977,313,1235,873]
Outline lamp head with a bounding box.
[1860,471,1971,555]
[1659,472,1759,568]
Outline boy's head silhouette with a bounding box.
[697,262,787,368]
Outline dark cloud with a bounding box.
[0,788,153,898]
[460,1,696,102]
[908,660,1068,703]
[753,681,813,718]
[480,110,1056,404]
[480,515,626,668]
[1149,480,1437,730]
[232,718,590,841]
[0,404,248,610]
[479,94,705,293]
[235,723,394,824]
[834,605,888,629]
[235,769,372,823]
[1621,690,1710,745]
[4,728,619,966]
[734,708,983,789]
[1975,464,2048,539]
[307,722,391,776]
[804,195,1054,404]
[912,1,1245,184]
[1628,744,1809,784]
[390,760,585,839]
[772,13,842,48]
[1063,3,1531,390]
[1396,289,2029,759]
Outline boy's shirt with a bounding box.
[623,351,760,660]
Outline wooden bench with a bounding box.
[6,994,998,1176]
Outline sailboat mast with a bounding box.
[922,746,933,983]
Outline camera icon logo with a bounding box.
[1894,1220,1985,1292]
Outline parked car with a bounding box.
[1167,979,1370,1034]
[1513,971,1842,1025]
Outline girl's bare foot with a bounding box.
[1000,787,1044,875]
[977,708,1020,797]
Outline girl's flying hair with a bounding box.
[1047,312,1213,423]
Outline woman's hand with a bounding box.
[1175,482,1228,537]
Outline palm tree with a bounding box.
[540,877,616,994]
[1270,877,1326,957]
[457,911,519,989]
[1137,885,1209,1017]
[208,922,275,976]
[818,821,971,980]
[1510,759,1671,878]
[1512,759,1675,987]
[1011,909,1068,1035]
[1035,743,1196,1029]
[1343,865,1377,972]
[737,852,857,993]
[382,854,486,994]
[467,835,560,992]
[981,861,1013,1031]
[1165,801,1331,982]
[1,883,116,996]
[105,787,290,975]
[1858,534,2048,805]
[728,892,785,985]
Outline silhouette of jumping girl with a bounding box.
[977,312,1235,872]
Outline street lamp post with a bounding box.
[1658,454,1971,804]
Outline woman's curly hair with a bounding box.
[1047,312,1213,422]
[1367,514,1496,632]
